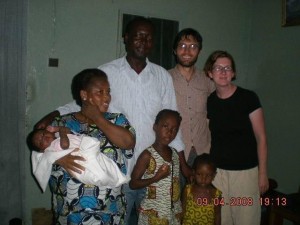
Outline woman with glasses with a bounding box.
[203,50,269,225]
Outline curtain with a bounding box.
[0,0,27,223]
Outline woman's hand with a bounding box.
[259,173,269,195]
[83,100,104,123]
[82,101,135,149]
[55,148,86,177]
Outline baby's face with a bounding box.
[33,130,55,152]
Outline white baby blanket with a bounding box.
[31,134,129,192]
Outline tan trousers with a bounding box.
[212,167,261,225]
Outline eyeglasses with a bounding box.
[212,65,233,73]
[177,43,199,51]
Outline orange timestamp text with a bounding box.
[196,197,287,206]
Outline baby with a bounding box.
[31,126,72,152]
[29,126,129,192]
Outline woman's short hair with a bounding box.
[71,68,108,106]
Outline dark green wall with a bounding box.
[25,0,300,224]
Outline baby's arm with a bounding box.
[46,126,70,149]
[58,127,70,149]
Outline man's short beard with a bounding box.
[177,57,198,68]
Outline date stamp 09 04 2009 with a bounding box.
[196,197,287,206]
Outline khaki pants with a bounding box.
[212,167,261,225]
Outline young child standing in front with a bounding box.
[129,109,182,225]
[182,153,222,225]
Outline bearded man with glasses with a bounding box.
[168,28,215,190]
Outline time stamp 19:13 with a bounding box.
[196,197,287,206]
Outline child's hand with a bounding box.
[46,126,70,134]
[58,127,71,134]
[155,163,170,180]
[46,126,59,133]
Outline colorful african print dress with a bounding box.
[49,112,135,225]
[138,146,182,225]
[182,185,222,225]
